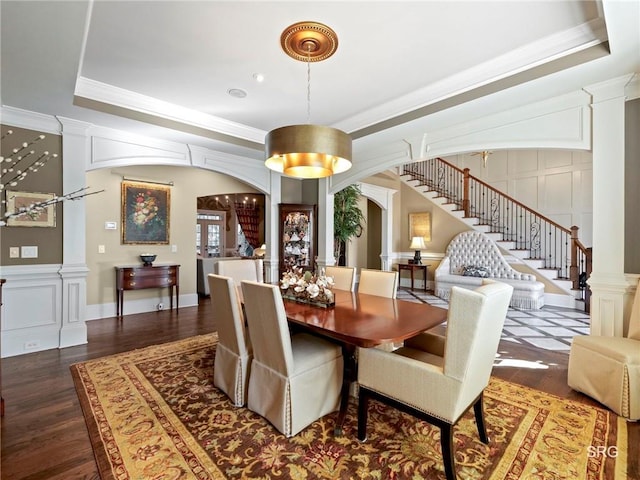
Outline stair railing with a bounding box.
[402,158,591,295]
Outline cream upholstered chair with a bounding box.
[325,265,356,291]
[241,280,344,437]
[357,281,513,480]
[358,268,398,298]
[208,274,251,407]
[568,279,640,420]
[217,259,263,302]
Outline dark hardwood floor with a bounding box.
[1,298,638,479]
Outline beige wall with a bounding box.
[85,165,258,306]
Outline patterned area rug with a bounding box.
[71,334,628,480]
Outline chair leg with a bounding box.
[440,424,456,480]
[473,393,489,444]
[357,388,369,442]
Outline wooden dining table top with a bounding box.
[282,289,448,348]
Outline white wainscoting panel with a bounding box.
[1,265,62,357]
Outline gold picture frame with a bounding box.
[409,212,431,242]
[121,181,171,244]
[5,190,57,227]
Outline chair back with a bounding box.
[217,259,263,302]
[358,269,398,298]
[628,278,640,340]
[241,281,294,376]
[325,266,356,291]
[444,281,512,407]
[208,274,248,356]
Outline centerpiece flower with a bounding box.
[280,267,335,307]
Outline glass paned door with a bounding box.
[197,210,225,257]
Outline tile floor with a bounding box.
[396,288,591,353]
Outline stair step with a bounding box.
[496,240,516,250]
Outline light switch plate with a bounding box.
[9,247,20,258]
[21,246,38,258]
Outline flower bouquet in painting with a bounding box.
[280,267,336,308]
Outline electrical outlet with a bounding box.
[157,303,164,311]
[9,247,20,258]
[171,244,178,253]
[24,340,40,350]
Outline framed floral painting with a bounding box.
[121,181,170,244]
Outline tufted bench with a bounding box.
[435,231,545,309]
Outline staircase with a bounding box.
[400,158,591,310]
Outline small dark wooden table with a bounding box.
[398,263,428,291]
[115,264,180,317]
[283,289,447,434]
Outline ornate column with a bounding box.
[57,117,92,347]
[584,74,636,336]
[316,178,335,271]
[264,171,281,283]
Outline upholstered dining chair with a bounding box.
[241,280,344,437]
[358,268,399,298]
[208,274,252,407]
[357,281,513,480]
[325,265,356,291]
[217,259,263,302]
[568,278,640,420]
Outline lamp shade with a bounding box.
[265,124,352,178]
[409,236,426,250]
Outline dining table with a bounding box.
[282,288,448,435]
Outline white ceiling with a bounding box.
[1,1,638,163]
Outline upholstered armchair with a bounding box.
[357,281,514,480]
[208,274,251,407]
[241,281,344,437]
[325,265,356,291]
[568,279,640,421]
[358,268,398,298]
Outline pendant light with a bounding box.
[265,22,352,179]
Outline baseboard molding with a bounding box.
[86,293,199,320]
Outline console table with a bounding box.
[115,265,180,317]
[398,264,428,292]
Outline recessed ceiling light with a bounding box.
[253,73,265,82]
[228,88,247,98]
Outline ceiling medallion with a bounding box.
[280,21,339,63]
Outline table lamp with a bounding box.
[254,244,267,257]
[409,236,426,265]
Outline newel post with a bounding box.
[570,225,579,289]
[462,168,471,218]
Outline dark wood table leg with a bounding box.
[335,343,357,436]
[117,290,122,317]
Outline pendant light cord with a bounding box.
[306,46,312,124]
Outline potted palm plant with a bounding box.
[333,184,365,266]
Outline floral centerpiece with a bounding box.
[280,267,335,308]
